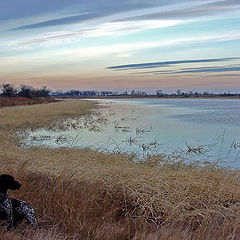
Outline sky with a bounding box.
[1,0,240,93]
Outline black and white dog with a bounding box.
[0,174,37,231]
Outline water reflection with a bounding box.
[21,99,240,166]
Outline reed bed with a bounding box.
[1,100,240,239]
[0,99,96,131]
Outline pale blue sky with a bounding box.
[1,0,240,92]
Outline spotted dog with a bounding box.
[0,174,37,231]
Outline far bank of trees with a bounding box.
[1,82,239,99]
[0,83,50,98]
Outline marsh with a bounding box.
[23,98,240,166]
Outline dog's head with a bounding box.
[0,174,22,193]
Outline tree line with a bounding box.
[0,83,50,98]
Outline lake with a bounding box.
[22,98,240,167]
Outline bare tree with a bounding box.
[1,83,17,97]
[18,85,34,98]
[176,89,181,95]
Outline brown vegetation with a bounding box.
[0,96,56,108]
[1,100,240,239]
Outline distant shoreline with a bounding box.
[56,95,240,100]
[1,94,240,108]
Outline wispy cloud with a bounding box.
[9,0,240,31]
[130,65,240,76]
[8,29,240,55]
[107,58,240,71]
[117,0,240,21]
[6,0,240,50]
[208,73,240,77]
[7,1,181,29]
[6,31,240,64]
[0,0,161,21]
[173,66,240,74]
[11,13,101,30]
[8,20,185,46]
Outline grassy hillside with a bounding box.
[1,100,240,239]
[0,96,56,108]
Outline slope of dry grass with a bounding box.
[1,100,240,239]
[0,99,95,131]
[0,96,56,108]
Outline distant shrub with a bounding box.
[1,83,51,98]
[34,86,51,98]
[18,85,35,98]
[19,85,50,98]
[1,83,17,97]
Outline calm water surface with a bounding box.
[23,98,240,166]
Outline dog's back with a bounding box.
[11,197,37,227]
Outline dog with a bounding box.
[0,174,37,231]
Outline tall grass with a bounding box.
[1,100,240,239]
[0,99,96,131]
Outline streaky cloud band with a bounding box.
[11,13,101,30]
[173,66,240,74]
[130,65,240,76]
[107,57,240,71]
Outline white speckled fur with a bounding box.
[0,192,13,230]
[0,174,38,231]
[15,199,37,227]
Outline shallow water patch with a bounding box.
[20,99,240,167]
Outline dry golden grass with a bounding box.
[0,99,95,131]
[1,99,240,239]
[0,96,56,108]
[0,228,66,240]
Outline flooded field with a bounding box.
[21,98,240,166]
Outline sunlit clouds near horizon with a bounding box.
[1,0,240,92]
